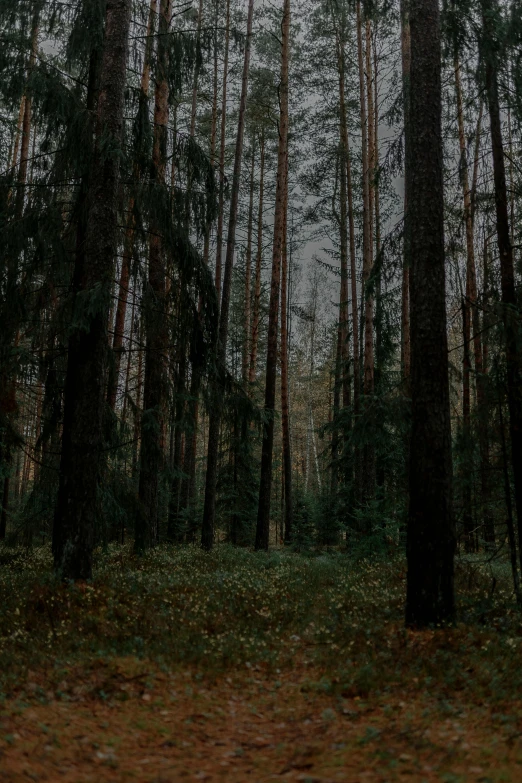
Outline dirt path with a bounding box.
[1,658,520,782]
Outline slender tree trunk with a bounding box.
[481,231,495,546]
[53,0,131,579]
[168,337,187,541]
[136,0,172,551]
[482,4,522,572]
[454,56,479,552]
[335,22,354,517]
[406,0,455,626]
[107,0,156,411]
[280,175,293,543]
[357,3,375,509]
[243,144,256,388]
[249,131,265,385]
[214,0,231,301]
[373,31,382,387]
[461,294,474,551]
[255,0,291,551]
[132,311,144,479]
[182,0,221,532]
[202,0,255,550]
[400,0,411,385]
[121,279,137,431]
[10,96,26,176]
[357,4,371,395]
[0,15,39,518]
[190,0,204,138]
[362,17,374,398]
[337,31,350,412]
[331,329,342,499]
[498,379,522,604]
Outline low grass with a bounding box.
[0,543,520,703]
[2,544,522,782]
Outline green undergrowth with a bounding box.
[0,544,521,709]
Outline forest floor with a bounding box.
[1,545,522,782]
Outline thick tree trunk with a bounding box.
[53,0,131,579]
[136,0,172,551]
[201,0,255,550]
[406,0,455,626]
[255,0,290,552]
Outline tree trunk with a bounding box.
[280,175,293,543]
[461,295,474,551]
[190,0,204,138]
[181,0,222,535]
[201,0,255,550]
[454,56,480,552]
[255,0,291,552]
[406,0,455,626]
[362,16,374,399]
[107,0,156,412]
[167,337,187,541]
[482,6,522,572]
[214,0,231,301]
[136,0,172,552]
[357,3,375,509]
[0,14,39,521]
[249,130,265,385]
[10,95,26,176]
[337,31,351,412]
[53,0,131,579]
[400,0,411,385]
[243,144,256,389]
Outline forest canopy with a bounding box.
[0,0,521,627]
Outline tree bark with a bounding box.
[454,56,480,552]
[280,173,293,543]
[482,0,522,571]
[406,0,455,626]
[107,0,156,412]
[190,0,204,138]
[249,130,265,385]
[53,0,131,579]
[255,0,291,552]
[136,0,172,551]
[337,30,351,412]
[400,0,411,385]
[243,144,256,389]
[356,3,372,398]
[201,0,255,550]
[214,0,231,302]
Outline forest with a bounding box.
[1,0,522,779]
